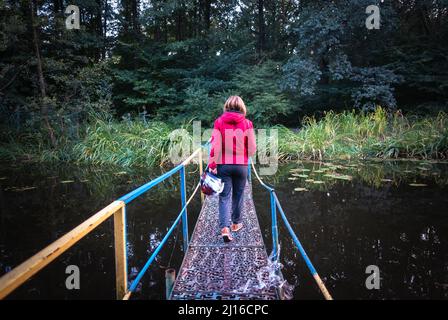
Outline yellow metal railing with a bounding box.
[0,144,206,300]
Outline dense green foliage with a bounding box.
[1,1,448,165]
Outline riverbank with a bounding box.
[1,108,447,167]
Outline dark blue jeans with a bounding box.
[217,164,248,229]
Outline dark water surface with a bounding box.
[0,160,447,299]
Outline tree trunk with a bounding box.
[131,0,139,32]
[163,17,168,43]
[204,0,211,31]
[30,0,56,147]
[419,5,431,36]
[189,0,201,38]
[154,0,161,41]
[96,0,104,61]
[103,0,108,58]
[122,0,130,33]
[53,0,63,13]
[176,6,183,41]
[258,0,265,57]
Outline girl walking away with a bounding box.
[208,96,257,242]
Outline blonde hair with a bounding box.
[223,95,247,115]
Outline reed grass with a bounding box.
[1,108,447,167]
[277,108,448,161]
[72,119,176,167]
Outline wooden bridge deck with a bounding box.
[170,182,279,300]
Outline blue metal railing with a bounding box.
[179,166,189,252]
[117,147,332,299]
[0,141,333,300]
[118,165,184,204]
[248,161,333,300]
[120,143,209,298]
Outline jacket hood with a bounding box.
[221,111,246,124]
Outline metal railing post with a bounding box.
[180,166,189,252]
[198,147,204,204]
[270,190,279,261]
[165,268,176,300]
[113,205,128,299]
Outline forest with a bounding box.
[1,0,447,166]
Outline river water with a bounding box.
[0,160,447,299]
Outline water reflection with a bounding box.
[0,163,201,300]
[0,160,447,299]
[255,160,448,299]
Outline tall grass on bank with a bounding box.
[0,119,189,167]
[73,119,176,167]
[1,108,447,166]
[277,108,448,161]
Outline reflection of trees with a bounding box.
[0,162,202,298]
[258,160,448,299]
[2,160,447,298]
[281,160,448,192]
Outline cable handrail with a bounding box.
[250,161,333,300]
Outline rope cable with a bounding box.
[251,161,274,191]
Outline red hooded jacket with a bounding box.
[208,111,256,169]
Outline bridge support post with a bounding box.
[165,268,176,300]
[198,147,204,204]
[270,191,279,261]
[114,205,128,299]
[180,166,189,252]
[248,158,252,182]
